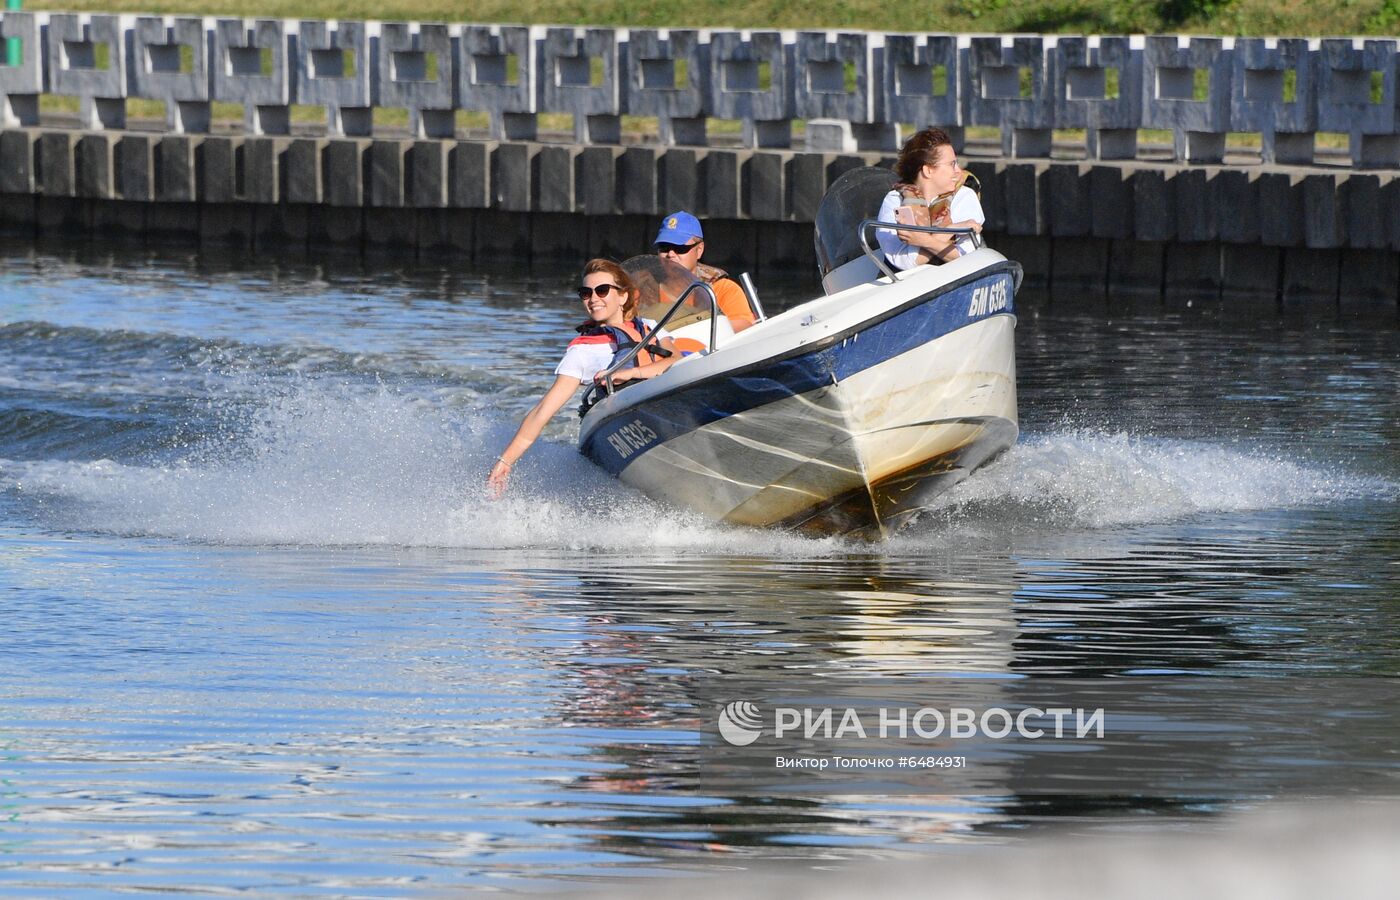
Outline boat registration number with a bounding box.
[967,278,1010,317]
[607,419,660,459]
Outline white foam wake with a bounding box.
[2,383,1392,552]
[917,430,1394,530]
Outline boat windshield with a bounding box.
[622,255,711,329]
[814,166,896,278]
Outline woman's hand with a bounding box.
[486,458,512,499]
[598,368,641,386]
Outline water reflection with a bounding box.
[2,240,1398,890]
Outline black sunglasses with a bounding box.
[577,283,623,300]
[655,240,702,255]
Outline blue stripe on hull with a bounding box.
[581,264,1016,477]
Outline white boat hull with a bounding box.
[578,251,1020,539]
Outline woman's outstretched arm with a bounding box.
[486,374,582,497]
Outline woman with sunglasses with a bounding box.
[487,259,677,497]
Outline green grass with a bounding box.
[22,0,1400,36]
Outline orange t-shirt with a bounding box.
[710,276,754,330]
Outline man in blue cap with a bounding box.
[653,211,756,333]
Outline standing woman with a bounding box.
[487,259,677,497]
[876,127,985,270]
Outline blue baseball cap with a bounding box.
[654,211,703,245]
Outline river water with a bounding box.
[1,241,1397,894]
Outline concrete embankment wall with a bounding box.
[2,127,1398,306]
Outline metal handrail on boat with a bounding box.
[738,271,766,323]
[858,219,984,281]
[598,280,719,396]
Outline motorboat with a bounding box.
[576,167,1021,539]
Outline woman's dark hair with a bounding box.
[894,127,953,184]
[582,258,640,320]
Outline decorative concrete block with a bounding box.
[1231,38,1316,165]
[1342,174,1385,249]
[0,13,42,127]
[540,27,622,143]
[1088,165,1132,239]
[490,142,530,211]
[130,16,210,133]
[701,150,742,219]
[1257,172,1301,247]
[38,132,74,197]
[574,146,616,216]
[1052,36,1142,160]
[657,149,698,214]
[377,22,454,138]
[1002,163,1043,235]
[625,29,706,145]
[1214,169,1258,244]
[322,139,363,207]
[1301,173,1343,249]
[45,14,126,130]
[367,140,406,207]
[787,152,825,223]
[1133,167,1174,242]
[1173,168,1216,242]
[198,136,236,203]
[1043,163,1090,237]
[74,133,111,199]
[1142,36,1232,163]
[460,25,537,140]
[241,138,277,203]
[532,144,573,213]
[0,130,34,193]
[407,141,446,208]
[743,152,785,221]
[294,19,370,135]
[617,147,657,215]
[282,139,321,205]
[793,32,873,123]
[211,19,290,135]
[448,141,489,209]
[968,37,1053,157]
[883,34,960,133]
[709,31,790,147]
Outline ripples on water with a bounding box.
[0,243,1397,893]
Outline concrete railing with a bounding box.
[3,13,1400,166]
[4,126,1398,306]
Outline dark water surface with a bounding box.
[1,243,1397,894]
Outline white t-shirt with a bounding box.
[554,318,670,382]
[876,185,986,270]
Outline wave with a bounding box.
[904,430,1397,538]
[0,319,497,391]
[2,380,1393,552]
